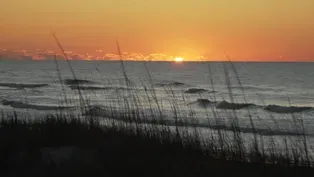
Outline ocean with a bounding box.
[1,60,314,148]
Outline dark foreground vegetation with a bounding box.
[0,113,314,177]
[1,36,313,176]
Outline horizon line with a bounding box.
[1,58,313,63]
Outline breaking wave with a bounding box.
[69,85,112,91]
[216,101,254,110]
[188,99,313,114]
[264,105,312,113]
[153,81,186,87]
[68,85,131,91]
[83,106,309,137]
[1,99,73,111]
[184,88,211,94]
[63,79,96,85]
[209,124,308,136]
[229,85,283,92]
[187,99,215,108]
[0,83,48,89]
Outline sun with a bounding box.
[174,57,183,62]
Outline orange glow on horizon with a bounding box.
[1,0,314,61]
[1,48,314,62]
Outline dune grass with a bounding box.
[1,112,314,177]
[1,36,314,176]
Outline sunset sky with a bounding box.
[1,0,314,61]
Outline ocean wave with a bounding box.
[209,124,307,136]
[83,106,308,137]
[69,85,131,91]
[63,79,96,85]
[153,81,186,87]
[186,99,255,110]
[187,99,215,108]
[188,98,313,114]
[69,85,112,91]
[264,105,312,113]
[228,85,283,92]
[0,83,48,89]
[184,88,210,94]
[216,101,254,110]
[1,99,73,111]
